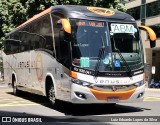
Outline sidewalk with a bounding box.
[145,87,160,97]
[0,80,6,86]
[145,87,160,91]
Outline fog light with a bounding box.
[134,80,144,87]
[137,92,144,98]
[75,92,86,99]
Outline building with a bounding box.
[125,0,160,83]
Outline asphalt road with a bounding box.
[0,83,160,125]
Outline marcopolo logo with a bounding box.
[87,7,115,16]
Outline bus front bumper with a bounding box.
[71,83,145,104]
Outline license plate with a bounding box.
[107,97,119,102]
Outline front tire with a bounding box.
[13,80,21,96]
[47,83,58,107]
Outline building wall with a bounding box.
[125,0,141,8]
[125,0,160,83]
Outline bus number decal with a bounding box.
[36,53,43,82]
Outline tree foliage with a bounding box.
[0,0,126,44]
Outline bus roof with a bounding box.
[16,8,52,29]
[13,5,135,33]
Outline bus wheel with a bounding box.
[13,80,20,96]
[47,83,58,107]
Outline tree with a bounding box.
[0,0,27,44]
[0,0,126,45]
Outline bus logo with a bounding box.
[87,7,115,16]
[112,86,117,91]
[36,53,43,82]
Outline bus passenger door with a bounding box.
[54,33,71,101]
[55,63,71,101]
[52,15,72,101]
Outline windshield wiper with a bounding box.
[113,38,133,77]
[94,36,105,77]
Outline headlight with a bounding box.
[71,78,91,86]
[134,80,144,87]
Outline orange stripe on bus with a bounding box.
[16,8,52,29]
[70,71,78,79]
[89,88,136,100]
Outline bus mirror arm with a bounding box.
[59,30,65,42]
[138,25,156,48]
[59,29,71,43]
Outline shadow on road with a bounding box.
[7,91,149,116]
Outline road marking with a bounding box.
[0,85,8,88]
[0,103,40,107]
[0,89,43,108]
[144,96,160,101]
[0,89,160,108]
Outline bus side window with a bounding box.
[52,13,71,68]
[4,39,20,54]
[19,32,29,51]
[39,15,54,52]
[4,40,10,54]
[29,14,54,54]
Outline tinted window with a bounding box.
[16,14,54,54]
[146,1,160,17]
[19,31,30,51]
[52,14,71,68]
[4,39,20,54]
[29,15,54,53]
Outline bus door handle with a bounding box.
[61,74,63,78]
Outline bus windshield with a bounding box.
[70,19,144,72]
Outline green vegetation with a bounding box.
[0,0,126,45]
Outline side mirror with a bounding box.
[57,18,71,34]
[57,19,71,42]
[150,40,156,48]
[138,26,156,48]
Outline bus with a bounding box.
[2,5,156,106]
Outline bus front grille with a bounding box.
[91,84,136,92]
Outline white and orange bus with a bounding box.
[2,5,156,106]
